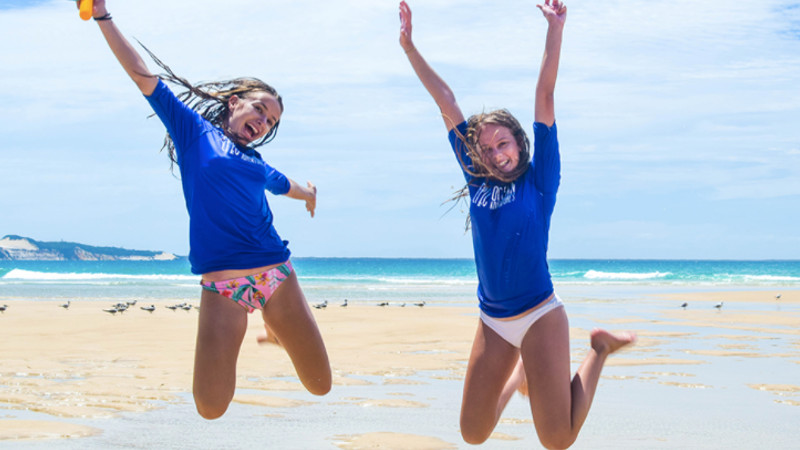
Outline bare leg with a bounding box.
[510,357,528,396]
[459,320,520,444]
[256,322,280,346]
[521,306,636,449]
[261,272,331,396]
[193,289,248,419]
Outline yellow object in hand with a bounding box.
[79,0,93,21]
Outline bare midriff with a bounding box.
[201,261,288,283]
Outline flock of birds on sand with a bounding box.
[5,294,787,314]
[101,300,198,314]
[45,294,793,313]
[0,299,427,314]
[46,299,196,315]
[311,299,426,309]
[49,294,795,313]
[679,293,783,310]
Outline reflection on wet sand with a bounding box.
[333,432,456,449]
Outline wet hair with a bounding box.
[139,44,284,171]
[447,109,531,230]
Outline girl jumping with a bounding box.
[399,1,636,447]
[77,0,331,419]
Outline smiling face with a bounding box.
[226,91,282,145]
[477,124,521,175]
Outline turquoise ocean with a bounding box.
[2,258,799,305]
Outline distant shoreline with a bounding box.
[0,235,182,262]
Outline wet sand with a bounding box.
[1,289,798,448]
[1,300,479,446]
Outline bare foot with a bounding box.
[511,358,529,397]
[590,328,636,357]
[256,324,281,346]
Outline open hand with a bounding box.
[537,0,567,26]
[399,1,415,52]
[305,181,317,218]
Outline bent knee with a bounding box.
[538,431,577,449]
[304,373,332,396]
[193,390,232,420]
[194,400,229,420]
[459,417,492,445]
[308,382,331,396]
[461,429,491,445]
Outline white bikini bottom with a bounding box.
[480,294,564,348]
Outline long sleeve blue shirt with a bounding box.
[449,121,560,318]
[145,80,291,275]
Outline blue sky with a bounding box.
[1,0,798,259]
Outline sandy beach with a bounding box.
[1,289,798,448]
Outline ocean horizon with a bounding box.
[1,258,798,305]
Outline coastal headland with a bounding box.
[0,235,178,261]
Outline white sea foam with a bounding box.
[0,269,197,282]
[583,270,672,280]
[301,275,474,285]
[741,274,800,282]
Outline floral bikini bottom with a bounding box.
[200,261,293,313]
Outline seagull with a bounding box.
[102,307,119,315]
[681,302,688,309]
[0,304,8,313]
[377,302,389,307]
[340,299,348,307]
[180,304,193,311]
[60,301,71,310]
[126,300,138,306]
[140,305,156,313]
[714,301,724,310]
[166,305,179,311]
[776,293,782,300]
[399,302,406,307]
[313,300,328,309]
[413,301,426,307]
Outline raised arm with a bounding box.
[399,1,465,131]
[534,0,567,127]
[78,0,158,96]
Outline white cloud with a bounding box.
[1,0,798,258]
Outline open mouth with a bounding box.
[245,123,259,141]
[496,159,513,171]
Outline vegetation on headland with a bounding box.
[0,235,180,261]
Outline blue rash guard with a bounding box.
[448,121,561,318]
[145,80,291,275]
